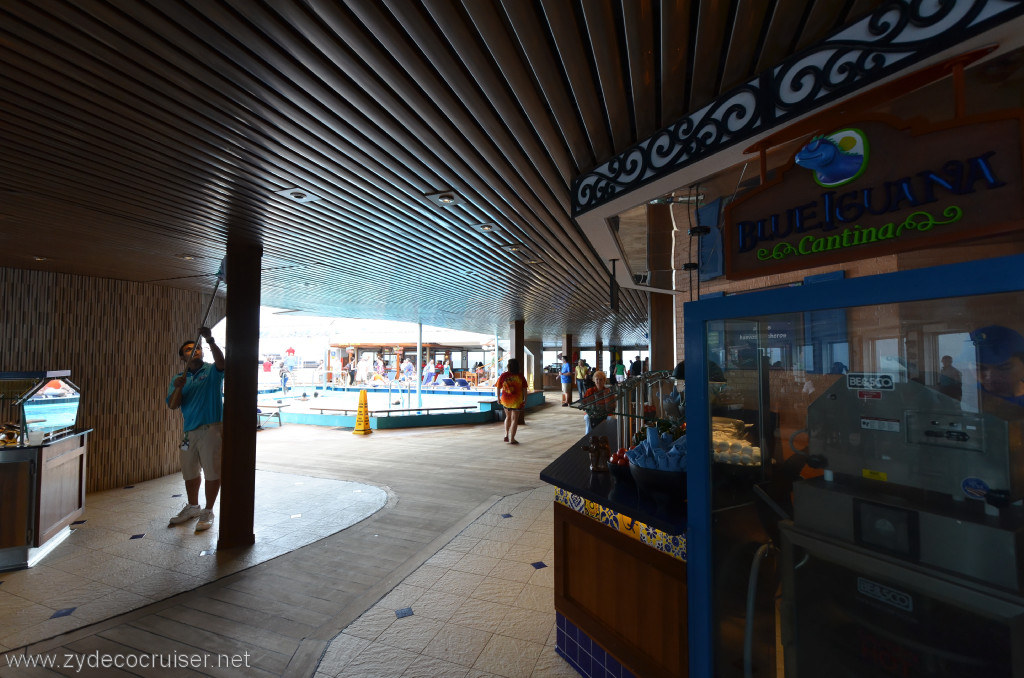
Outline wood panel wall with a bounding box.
[0,267,225,492]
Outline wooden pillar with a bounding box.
[525,340,544,391]
[595,339,603,371]
[509,319,524,372]
[563,334,574,402]
[650,292,674,372]
[218,240,261,550]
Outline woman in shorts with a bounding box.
[495,358,527,444]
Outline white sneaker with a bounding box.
[195,509,215,532]
[169,503,201,525]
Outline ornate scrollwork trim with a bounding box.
[572,0,1024,217]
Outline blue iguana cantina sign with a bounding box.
[723,113,1024,279]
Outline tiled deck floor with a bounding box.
[316,486,578,678]
[0,473,387,651]
[0,393,585,677]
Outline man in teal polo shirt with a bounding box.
[166,327,225,532]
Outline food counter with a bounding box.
[540,418,688,678]
[0,371,88,571]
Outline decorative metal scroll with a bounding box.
[572,0,1024,217]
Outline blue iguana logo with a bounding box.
[795,128,869,188]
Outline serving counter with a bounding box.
[0,431,89,570]
[541,419,688,678]
[0,371,88,571]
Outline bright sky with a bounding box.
[211,307,497,360]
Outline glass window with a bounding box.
[705,290,1024,677]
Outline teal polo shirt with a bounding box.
[167,362,224,432]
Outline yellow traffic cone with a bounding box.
[353,389,372,435]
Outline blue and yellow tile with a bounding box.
[554,489,686,562]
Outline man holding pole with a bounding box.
[166,326,225,532]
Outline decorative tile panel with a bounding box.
[553,488,686,562]
[556,612,636,678]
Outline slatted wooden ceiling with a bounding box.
[0,0,882,345]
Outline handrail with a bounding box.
[372,405,482,416]
[311,404,488,416]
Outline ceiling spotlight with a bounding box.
[526,259,542,264]
[476,223,497,232]
[177,254,195,260]
[501,244,522,253]
[33,256,47,262]
[275,187,322,203]
[426,190,466,206]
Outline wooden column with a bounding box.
[563,334,574,402]
[218,240,261,549]
[595,339,603,371]
[525,340,544,391]
[509,319,524,372]
[650,292,674,372]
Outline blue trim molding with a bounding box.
[572,0,1024,216]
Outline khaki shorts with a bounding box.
[180,422,222,482]
[561,382,571,394]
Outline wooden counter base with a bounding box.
[554,501,688,677]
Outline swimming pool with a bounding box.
[258,386,544,430]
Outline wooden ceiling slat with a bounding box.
[2,0,889,345]
[538,0,614,163]
[719,0,772,92]
[387,0,574,211]
[2,64,472,269]
[620,0,657,139]
[689,0,734,110]
[100,0,544,258]
[135,0,465,198]
[658,0,693,126]
[457,0,577,187]
[305,0,625,303]
[498,0,596,175]
[4,100,529,302]
[847,0,884,22]
[796,0,850,51]
[580,0,632,152]
[755,0,811,75]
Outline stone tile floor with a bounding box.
[0,471,387,652]
[315,485,579,678]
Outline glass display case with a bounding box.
[684,254,1024,678]
[0,371,82,447]
[0,370,87,570]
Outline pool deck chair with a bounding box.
[256,403,289,429]
[455,378,470,388]
[439,378,457,387]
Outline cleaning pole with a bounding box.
[185,257,227,364]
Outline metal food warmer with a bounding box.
[0,370,89,570]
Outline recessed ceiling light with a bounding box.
[426,190,466,206]
[501,244,522,253]
[33,256,47,261]
[475,223,498,232]
[526,259,542,264]
[275,187,322,203]
[177,254,195,260]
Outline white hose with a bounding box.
[744,543,773,678]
